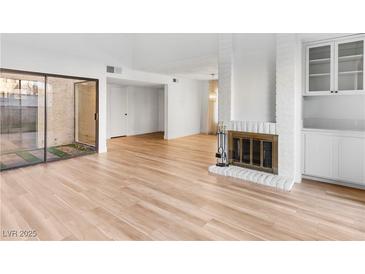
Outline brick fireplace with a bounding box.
[209,34,302,191]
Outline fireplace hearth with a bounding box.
[209,128,294,191]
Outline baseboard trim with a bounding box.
[302,175,365,190]
[110,135,126,139]
[128,131,164,137]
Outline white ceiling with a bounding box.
[1,33,219,80]
[132,34,219,80]
[135,54,218,80]
[3,33,357,81]
[1,33,135,67]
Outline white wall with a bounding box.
[232,34,276,122]
[166,78,208,139]
[200,84,209,134]
[158,88,165,132]
[127,86,163,136]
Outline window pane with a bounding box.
[46,77,96,161]
[0,72,45,170]
[75,81,96,146]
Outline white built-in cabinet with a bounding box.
[305,35,365,95]
[302,129,365,186]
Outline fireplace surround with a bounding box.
[209,124,294,191]
[210,34,301,191]
[228,131,278,174]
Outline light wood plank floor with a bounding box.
[1,132,364,240]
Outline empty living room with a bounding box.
[0,1,364,273]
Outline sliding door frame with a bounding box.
[0,68,99,171]
[73,80,99,151]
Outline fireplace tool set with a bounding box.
[216,122,229,167]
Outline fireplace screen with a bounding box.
[228,131,278,174]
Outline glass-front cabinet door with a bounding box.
[335,38,364,93]
[306,42,334,94]
[305,35,365,95]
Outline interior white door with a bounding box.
[110,87,128,137]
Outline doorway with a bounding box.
[107,78,165,140]
[0,69,99,171]
[75,81,97,146]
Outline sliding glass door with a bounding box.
[0,69,98,171]
[46,76,97,161]
[0,72,45,170]
[75,81,97,147]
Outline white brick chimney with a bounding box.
[217,33,302,185]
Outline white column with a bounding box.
[276,34,302,182]
[218,34,233,124]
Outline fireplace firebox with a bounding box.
[228,131,278,174]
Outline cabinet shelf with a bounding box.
[309,58,330,64]
[338,54,363,62]
[309,73,330,77]
[338,70,363,75]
